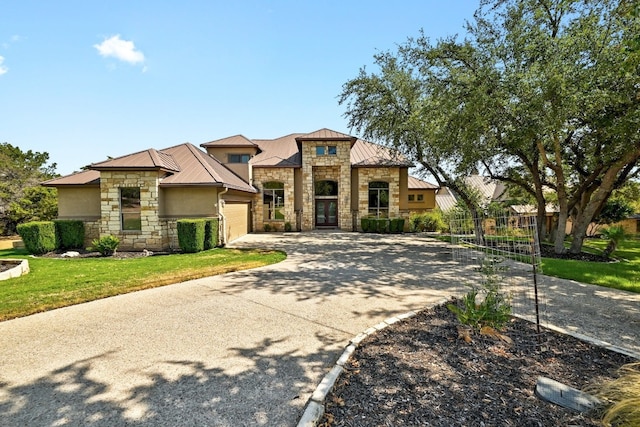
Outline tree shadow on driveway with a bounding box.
[0,334,339,426]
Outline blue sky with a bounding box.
[1,1,479,175]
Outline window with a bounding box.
[263,182,285,221]
[408,194,415,202]
[120,187,141,231]
[315,180,338,197]
[368,181,389,218]
[417,194,424,202]
[327,146,337,155]
[228,154,250,164]
[316,146,326,155]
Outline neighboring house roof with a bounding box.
[201,134,258,148]
[465,175,507,205]
[91,148,181,172]
[350,139,413,167]
[510,204,558,215]
[42,169,101,186]
[251,133,303,168]
[408,176,438,190]
[436,187,458,212]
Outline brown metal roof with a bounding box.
[408,176,438,190]
[45,144,255,193]
[158,143,256,192]
[201,134,258,148]
[295,128,357,142]
[251,133,303,168]
[90,148,181,172]
[350,139,413,167]
[42,169,100,186]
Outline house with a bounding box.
[406,176,439,213]
[43,128,439,250]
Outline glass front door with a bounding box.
[315,200,338,227]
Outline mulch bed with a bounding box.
[539,244,611,263]
[320,303,634,427]
[37,249,172,259]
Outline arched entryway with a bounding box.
[315,180,338,227]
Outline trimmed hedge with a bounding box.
[17,221,57,254]
[360,217,405,234]
[204,218,219,250]
[54,220,85,249]
[177,219,206,253]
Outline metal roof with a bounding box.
[350,139,413,167]
[44,143,256,193]
[436,187,458,212]
[42,169,101,186]
[251,133,303,168]
[90,148,181,172]
[295,128,356,142]
[201,134,258,148]
[408,176,438,190]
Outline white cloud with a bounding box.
[0,56,7,75]
[94,35,145,65]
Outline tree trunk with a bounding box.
[568,148,640,253]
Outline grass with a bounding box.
[0,248,286,321]
[541,238,640,293]
[433,233,639,293]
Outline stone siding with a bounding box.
[252,168,295,232]
[99,170,166,251]
[300,140,352,230]
[357,167,401,228]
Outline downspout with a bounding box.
[218,187,229,246]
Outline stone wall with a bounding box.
[252,168,295,231]
[300,140,352,230]
[356,167,401,228]
[98,170,165,251]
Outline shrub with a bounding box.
[421,210,446,232]
[410,212,424,232]
[284,222,292,232]
[594,362,640,427]
[263,223,272,232]
[17,221,57,254]
[389,218,405,233]
[602,225,626,258]
[360,217,370,232]
[375,218,389,233]
[204,218,219,250]
[447,257,511,330]
[91,235,120,256]
[54,220,85,249]
[177,219,205,253]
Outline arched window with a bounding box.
[368,181,389,218]
[263,182,285,221]
[314,180,338,197]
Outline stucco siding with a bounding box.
[160,187,218,218]
[57,187,101,218]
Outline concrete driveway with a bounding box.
[0,232,467,426]
[0,231,638,426]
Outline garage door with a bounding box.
[224,202,250,243]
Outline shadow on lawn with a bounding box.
[0,335,338,426]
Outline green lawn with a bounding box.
[541,238,640,293]
[0,248,286,321]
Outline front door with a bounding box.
[315,200,338,227]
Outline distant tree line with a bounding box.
[0,142,58,235]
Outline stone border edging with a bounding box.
[297,301,639,427]
[0,259,29,281]
[296,298,449,427]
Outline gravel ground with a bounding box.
[320,302,635,427]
